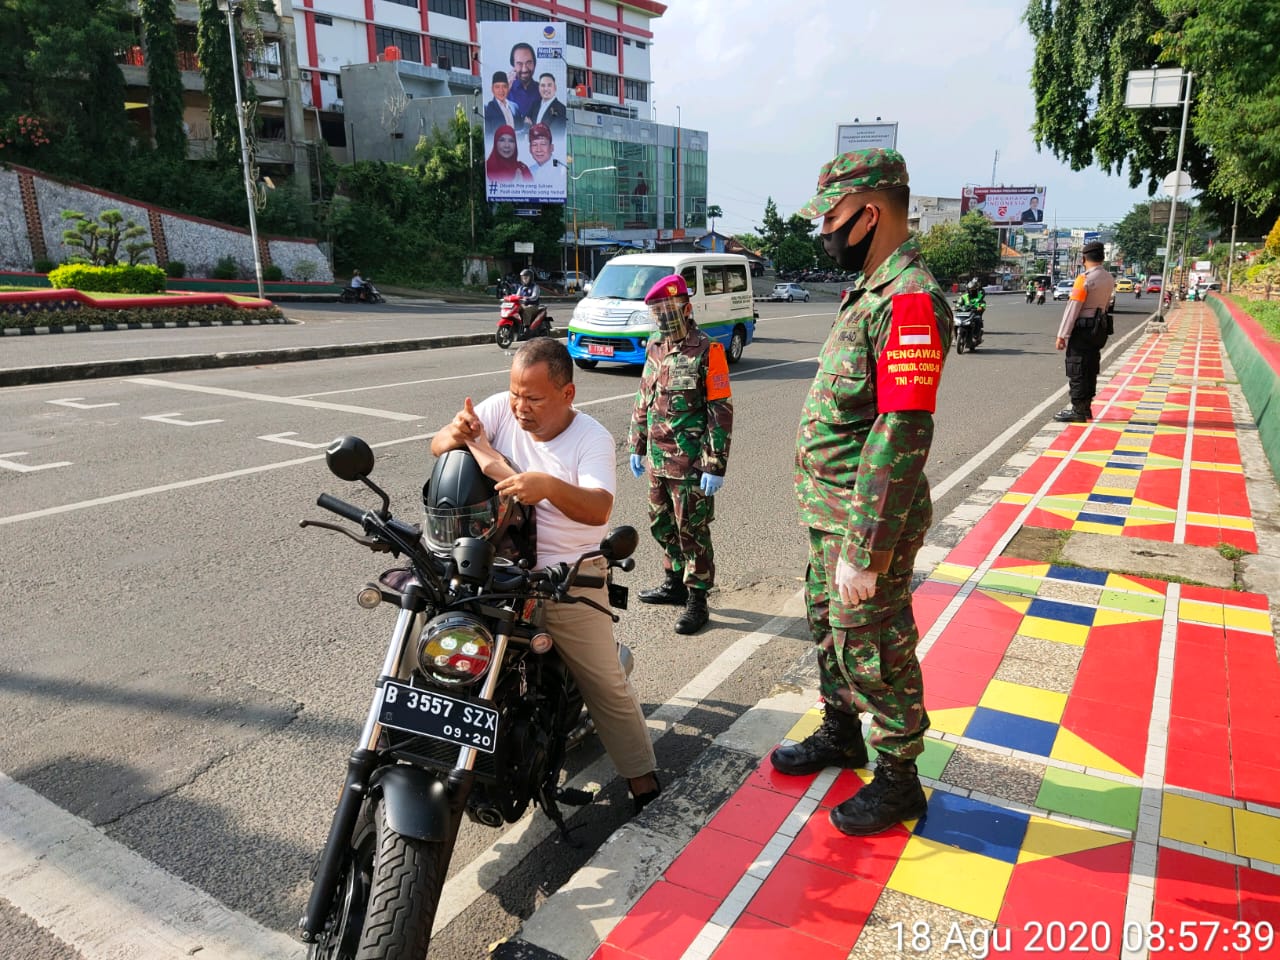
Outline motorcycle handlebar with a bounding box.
[317,493,366,526]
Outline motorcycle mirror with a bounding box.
[599,525,638,563]
[326,436,375,482]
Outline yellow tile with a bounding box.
[1178,599,1225,627]
[979,679,1067,724]
[1094,608,1162,627]
[1094,486,1138,498]
[1050,727,1137,778]
[934,563,975,584]
[979,591,1032,615]
[1161,794,1234,854]
[784,708,822,744]
[1216,515,1255,530]
[1224,607,1273,635]
[1105,574,1164,595]
[886,836,1014,922]
[1019,616,1090,646]
[1001,562,1050,578]
[928,706,975,737]
[1234,808,1280,864]
[1002,492,1033,505]
[1018,816,1129,864]
[1073,521,1125,537]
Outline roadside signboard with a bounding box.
[960,186,1047,226]
[835,121,898,153]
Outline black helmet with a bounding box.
[520,268,533,282]
[422,448,518,553]
[967,278,981,292]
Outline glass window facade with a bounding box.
[375,27,422,63]
[475,1,510,21]
[566,23,585,47]
[590,31,618,56]
[624,78,647,102]
[427,0,466,16]
[593,72,618,96]
[430,37,470,70]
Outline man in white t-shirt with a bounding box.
[429,339,660,813]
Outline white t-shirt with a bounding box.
[474,393,617,568]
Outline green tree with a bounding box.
[706,204,723,235]
[1024,0,1280,223]
[61,209,154,265]
[0,0,132,179]
[958,212,1000,273]
[774,235,815,274]
[919,221,977,285]
[140,0,186,160]
[758,197,787,261]
[1112,203,1161,274]
[197,0,260,166]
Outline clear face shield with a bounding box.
[423,493,512,553]
[648,296,689,341]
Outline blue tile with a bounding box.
[1046,565,1110,585]
[1104,461,1144,470]
[1026,597,1096,625]
[1076,511,1126,526]
[964,707,1059,757]
[912,789,1030,864]
[1086,493,1133,505]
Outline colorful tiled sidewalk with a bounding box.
[595,305,1280,959]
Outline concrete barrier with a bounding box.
[1209,293,1280,483]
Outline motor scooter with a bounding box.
[1035,285,1046,305]
[338,280,386,304]
[952,300,984,354]
[496,294,554,349]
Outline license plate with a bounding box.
[378,681,499,754]
[588,343,615,357]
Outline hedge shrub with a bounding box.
[263,264,284,281]
[0,304,284,330]
[47,263,167,294]
[165,261,187,278]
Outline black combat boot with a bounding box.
[674,587,709,634]
[1053,403,1090,423]
[639,570,687,605]
[829,756,927,836]
[770,707,868,776]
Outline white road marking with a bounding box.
[291,367,514,399]
[0,772,305,960]
[141,412,225,427]
[47,399,120,410]
[0,434,432,527]
[257,431,333,449]
[0,451,73,473]
[128,377,422,421]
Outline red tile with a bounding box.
[1229,697,1280,736]
[1154,848,1239,922]
[604,880,719,960]
[952,590,1028,634]
[785,806,910,884]
[1232,759,1280,806]
[663,827,763,901]
[742,758,817,798]
[1178,621,1226,649]
[1000,869,1126,956]
[1062,719,1147,776]
[1229,729,1280,773]
[710,912,850,960]
[821,769,873,808]
[1163,746,1233,796]
[921,640,1005,679]
[705,785,798,844]
[939,619,1017,655]
[1231,591,1270,611]
[1062,697,1151,740]
[1026,507,1075,531]
[1122,521,1176,542]
[913,579,961,599]
[1181,585,1228,605]
[745,853,877,948]
[590,943,649,960]
[1008,839,1132,897]
[921,668,989,705]
[1151,903,1245,956]
[1238,865,1280,925]
[1167,717,1230,756]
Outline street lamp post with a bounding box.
[560,162,617,287]
[216,0,265,300]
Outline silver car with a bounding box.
[771,282,810,303]
[1053,281,1075,301]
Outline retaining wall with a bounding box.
[1210,293,1280,483]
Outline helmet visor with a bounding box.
[648,298,688,340]
[424,494,508,552]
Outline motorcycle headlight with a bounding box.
[416,613,495,687]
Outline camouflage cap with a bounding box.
[797,147,910,219]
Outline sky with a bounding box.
[648,0,1156,238]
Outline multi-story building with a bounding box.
[118,0,707,252]
[907,195,962,234]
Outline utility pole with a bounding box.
[991,150,999,187]
[218,0,265,300]
[1227,197,1239,292]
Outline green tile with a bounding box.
[1100,589,1166,615]
[979,571,1041,596]
[1035,767,1140,831]
[914,738,956,780]
[1127,505,1177,521]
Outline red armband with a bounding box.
[876,292,944,413]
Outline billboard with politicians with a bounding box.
[479,21,567,204]
[960,186,1047,227]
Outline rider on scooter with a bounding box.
[958,278,986,339]
[516,269,546,335]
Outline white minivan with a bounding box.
[567,253,757,369]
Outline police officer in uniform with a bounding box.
[1053,241,1115,422]
[770,148,952,836]
[628,274,733,635]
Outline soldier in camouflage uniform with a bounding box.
[769,148,953,837]
[628,273,733,635]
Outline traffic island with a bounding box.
[0,287,287,335]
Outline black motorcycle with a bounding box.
[298,437,637,960]
[952,301,984,354]
[338,281,386,304]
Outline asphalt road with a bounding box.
[0,293,1153,959]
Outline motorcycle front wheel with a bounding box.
[496,326,515,349]
[956,332,967,354]
[308,799,450,960]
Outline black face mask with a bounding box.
[821,206,876,274]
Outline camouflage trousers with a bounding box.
[805,528,929,761]
[648,475,715,590]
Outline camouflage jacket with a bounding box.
[628,323,733,479]
[795,236,953,572]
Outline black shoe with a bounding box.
[770,708,868,776]
[630,774,661,815]
[829,757,927,836]
[674,588,709,634]
[638,571,687,606]
[1053,405,1089,423]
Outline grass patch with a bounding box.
[1230,295,1280,341]
[1217,542,1249,561]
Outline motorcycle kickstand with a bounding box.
[540,787,589,845]
[564,708,596,751]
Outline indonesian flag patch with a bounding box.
[876,292,944,413]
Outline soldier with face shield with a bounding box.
[627,274,733,635]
